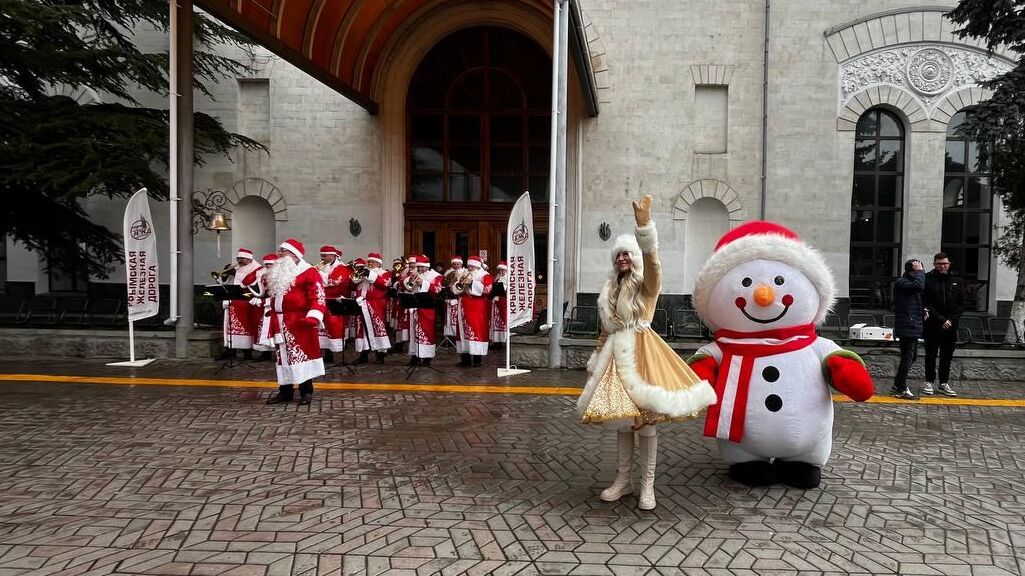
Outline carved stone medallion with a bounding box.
[906,48,954,95]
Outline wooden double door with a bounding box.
[404,203,546,272]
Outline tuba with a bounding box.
[402,269,423,292]
[210,263,238,283]
[449,269,472,295]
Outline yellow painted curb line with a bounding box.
[1,373,1024,407]
[0,373,580,396]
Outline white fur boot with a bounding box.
[600,430,634,501]
[638,429,657,510]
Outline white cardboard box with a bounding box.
[849,323,894,341]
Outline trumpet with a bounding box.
[449,269,473,295]
[351,264,369,282]
[402,269,424,292]
[210,263,238,282]
[315,260,329,272]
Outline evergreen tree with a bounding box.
[947,0,1025,337]
[0,0,263,280]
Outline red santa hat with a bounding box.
[450,256,463,265]
[262,253,278,265]
[319,245,341,257]
[497,260,508,271]
[236,248,254,260]
[415,255,431,267]
[692,221,836,330]
[466,256,483,268]
[367,252,383,264]
[279,238,305,260]
[353,258,367,267]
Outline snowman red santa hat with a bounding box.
[692,221,835,332]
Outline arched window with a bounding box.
[943,111,993,311]
[407,27,551,204]
[850,109,904,309]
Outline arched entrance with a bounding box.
[404,26,550,273]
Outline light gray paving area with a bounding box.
[0,380,1024,575]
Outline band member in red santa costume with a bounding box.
[442,256,464,338]
[316,245,350,363]
[490,261,509,345]
[453,255,492,368]
[221,248,262,359]
[352,252,392,364]
[264,239,327,405]
[249,253,277,361]
[403,255,443,367]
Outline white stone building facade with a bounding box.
[3,0,1018,316]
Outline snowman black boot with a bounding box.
[776,460,821,489]
[729,460,778,486]
[600,430,634,501]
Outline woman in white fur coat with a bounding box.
[578,195,717,510]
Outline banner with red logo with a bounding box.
[123,188,159,321]
[506,192,535,329]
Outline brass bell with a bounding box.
[208,212,230,231]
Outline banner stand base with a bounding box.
[498,368,531,378]
[107,358,157,367]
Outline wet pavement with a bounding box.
[0,353,1024,575]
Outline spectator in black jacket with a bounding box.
[922,253,963,397]
[890,259,925,399]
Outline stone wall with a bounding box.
[0,329,222,359]
[510,336,1025,382]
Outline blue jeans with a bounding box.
[892,337,918,391]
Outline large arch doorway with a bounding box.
[404,26,550,277]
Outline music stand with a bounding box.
[438,290,459,350]
[326,298,363,375]
[400,293,443,379]
[204,284,256,371]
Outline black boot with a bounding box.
[471,355,482,367]
[266,385,294,405]
[323,350,335,364]
[421,358,432,367]
[298,380,314,406]
[406,356,421,367]
[259,351,272,362]
[242,349,253,360]
[355,351,369,365]
[375,351,387,364]
[458,353,471,367]
[728,461,778,487]
[776,460,821,489]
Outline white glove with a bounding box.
[356,296,366,304]
[248,298,261,306]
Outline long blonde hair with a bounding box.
[600,267,646,328]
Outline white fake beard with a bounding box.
[265,256,298,297]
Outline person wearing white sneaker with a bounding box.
[579,195,716,511]
[922,253,964,397]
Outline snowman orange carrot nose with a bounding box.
[753,285,775,307]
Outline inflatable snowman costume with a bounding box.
[687,222,874,488]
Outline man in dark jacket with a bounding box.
[890,259,925,399]
[922,253,963,397]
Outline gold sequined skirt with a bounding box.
[581,328,709,427]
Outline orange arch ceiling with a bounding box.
[196,0,558,114]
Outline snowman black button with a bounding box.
[762,366,780,382]
[765,394,783,412]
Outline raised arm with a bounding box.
[632,195,660,297]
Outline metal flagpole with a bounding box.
[544,0,560,331]
[166,0,179,327]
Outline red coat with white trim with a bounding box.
[456,268,492,354]
[319,262,351,352]
[408,269,443,357]
[268,263,327,384]
[224,261,262,349]
[353,267,392,351]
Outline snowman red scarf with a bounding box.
[701,323,817,442]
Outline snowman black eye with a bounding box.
[741,277,752,287]
[774,276,785,286]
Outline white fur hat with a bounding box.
[692,221,836,329]
[609,233,643,278]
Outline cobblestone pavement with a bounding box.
[0,365,1024,575]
